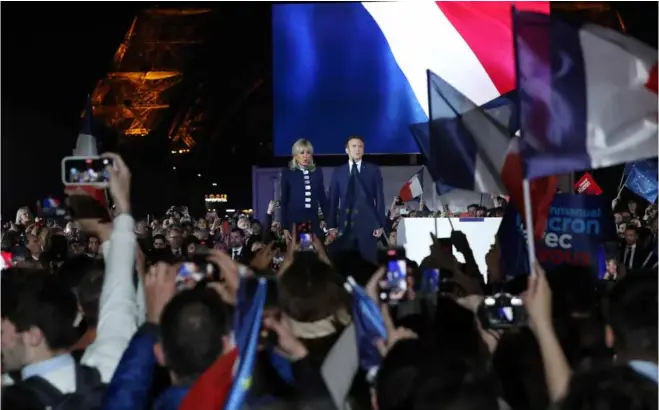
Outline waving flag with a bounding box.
[399,168,424,202]
[273,1,549,155]
[514,11,658,179]
[345,276,387,375]
[409,122,455,195]
[224,278,268,410]
[64,96,108,207]
[624,159,659,204]
[428,71,556,238]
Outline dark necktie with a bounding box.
[625,246,634,268]
[233,250,239,260]
[347,161,358,201]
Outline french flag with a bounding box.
[514,11,658,179]
[273,1,549,155]
[64,96,108,207]
[428,71,556,239]
[399,168,424,202]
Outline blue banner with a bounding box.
[497,194,616,277]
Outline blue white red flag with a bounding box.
[273,1,549,155]
[514,11,658,179]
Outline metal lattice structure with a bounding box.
[90,8,212,146]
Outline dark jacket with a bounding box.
[280,167,328,235]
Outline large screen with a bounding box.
[272,1,548,156]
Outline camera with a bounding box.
[478,293,526,330]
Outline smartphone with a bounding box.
[378,247,407,303]
[61,156,114,187]
[479,293,526,330]
[297,221,314,251]
[175,257,220,292]
[422,269,440,293]
[435,238,452,254]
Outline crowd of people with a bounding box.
[0,149,656,410]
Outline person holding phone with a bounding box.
[280,139,328,241]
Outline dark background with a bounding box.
[1,2,656,221]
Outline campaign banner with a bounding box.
[497,194,615,277]
[574,172,603,195]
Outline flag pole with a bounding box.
[512,6,536,276]
[522,178,537,274]
[430,167,439,237]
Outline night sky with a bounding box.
[1,2,657,221]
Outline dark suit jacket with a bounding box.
[231,246,252,264]
[619,243,649,270]
[327,162,386,234]
[280,167,328,232]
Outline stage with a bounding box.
[397,217,503,282]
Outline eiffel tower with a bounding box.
[89,7,213,152]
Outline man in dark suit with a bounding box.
[620,225,649,271]
[229,228,252,264]
[327,136,386,263]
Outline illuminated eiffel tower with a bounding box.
[89,8,213,152]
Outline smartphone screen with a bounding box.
[175,259,219,291]
[297,222,314,251]
[37,197,69,219]
[62,156,113,186]
[379,247,407,303]
[422,269,440,292]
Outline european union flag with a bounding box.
[624,159,658,204]
[224,278,268,410]
[346,276,387,374]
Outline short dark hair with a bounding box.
[345,135,365,147]
[230,228,244,237]
[2,270,81,350]
[159,287,232,384]
[467,204,479,210]
[605,273,657,360]
[56,255,105,328]
[377,339,499,410]
[153,234,166,243]
[558,365,657,410]
[625,224,638,233]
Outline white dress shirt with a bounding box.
[623,244,637,269]
[349,160,362,173]
[21,353,77,394]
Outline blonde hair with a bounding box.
[15,206,32,225]
[288,139,316,171]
